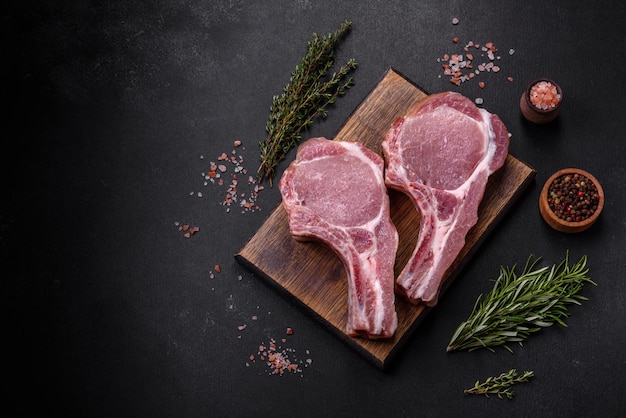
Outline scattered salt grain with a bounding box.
[199,141,263,213]
[249,338,312,376]
[436,35,515,88]
[452,17,459,25]
[475,97,484,105]
[175,222,200,238]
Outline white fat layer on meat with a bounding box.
[346,142,391,335]
[292,140,394,336]
[371,277,384,334]
[412,107,498,298]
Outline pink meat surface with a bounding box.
[382,92,509,307]
[279,138,399,339]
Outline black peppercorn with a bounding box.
[547,173,599,222]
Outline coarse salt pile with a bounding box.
[529,81,561,110]
[247,334,313,376]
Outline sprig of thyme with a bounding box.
[465,369,534,399]
[258,20,357,185]
[447,252,596,352]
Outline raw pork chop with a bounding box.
[382,92,509,307]
[279,138,399,339]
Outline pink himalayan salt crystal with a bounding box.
[530,81,561,110]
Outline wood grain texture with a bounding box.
[235,68,537,368]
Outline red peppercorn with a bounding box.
[547,173,599,222]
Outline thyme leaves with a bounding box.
[464,369,534,399]
[257,20,357,185]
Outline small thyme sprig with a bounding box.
[447,252,596,352]
[258,19,357,185]
[465,369,534,399]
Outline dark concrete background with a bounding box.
[5,1,625,416]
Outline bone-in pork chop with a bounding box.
[279,138,399,339]
[382,92,509,307]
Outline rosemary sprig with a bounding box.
[257,19,357,185]
[447,252,596,353]
[464,369,534,399]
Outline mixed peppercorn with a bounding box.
[547,173,599,222]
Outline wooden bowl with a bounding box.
[539,168,604,233]
[520,78,562,124]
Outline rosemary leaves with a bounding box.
[447,253,596,352]
[257,20,357,185]
[465,369,534,399]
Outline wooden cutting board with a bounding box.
[235,68,536,369]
